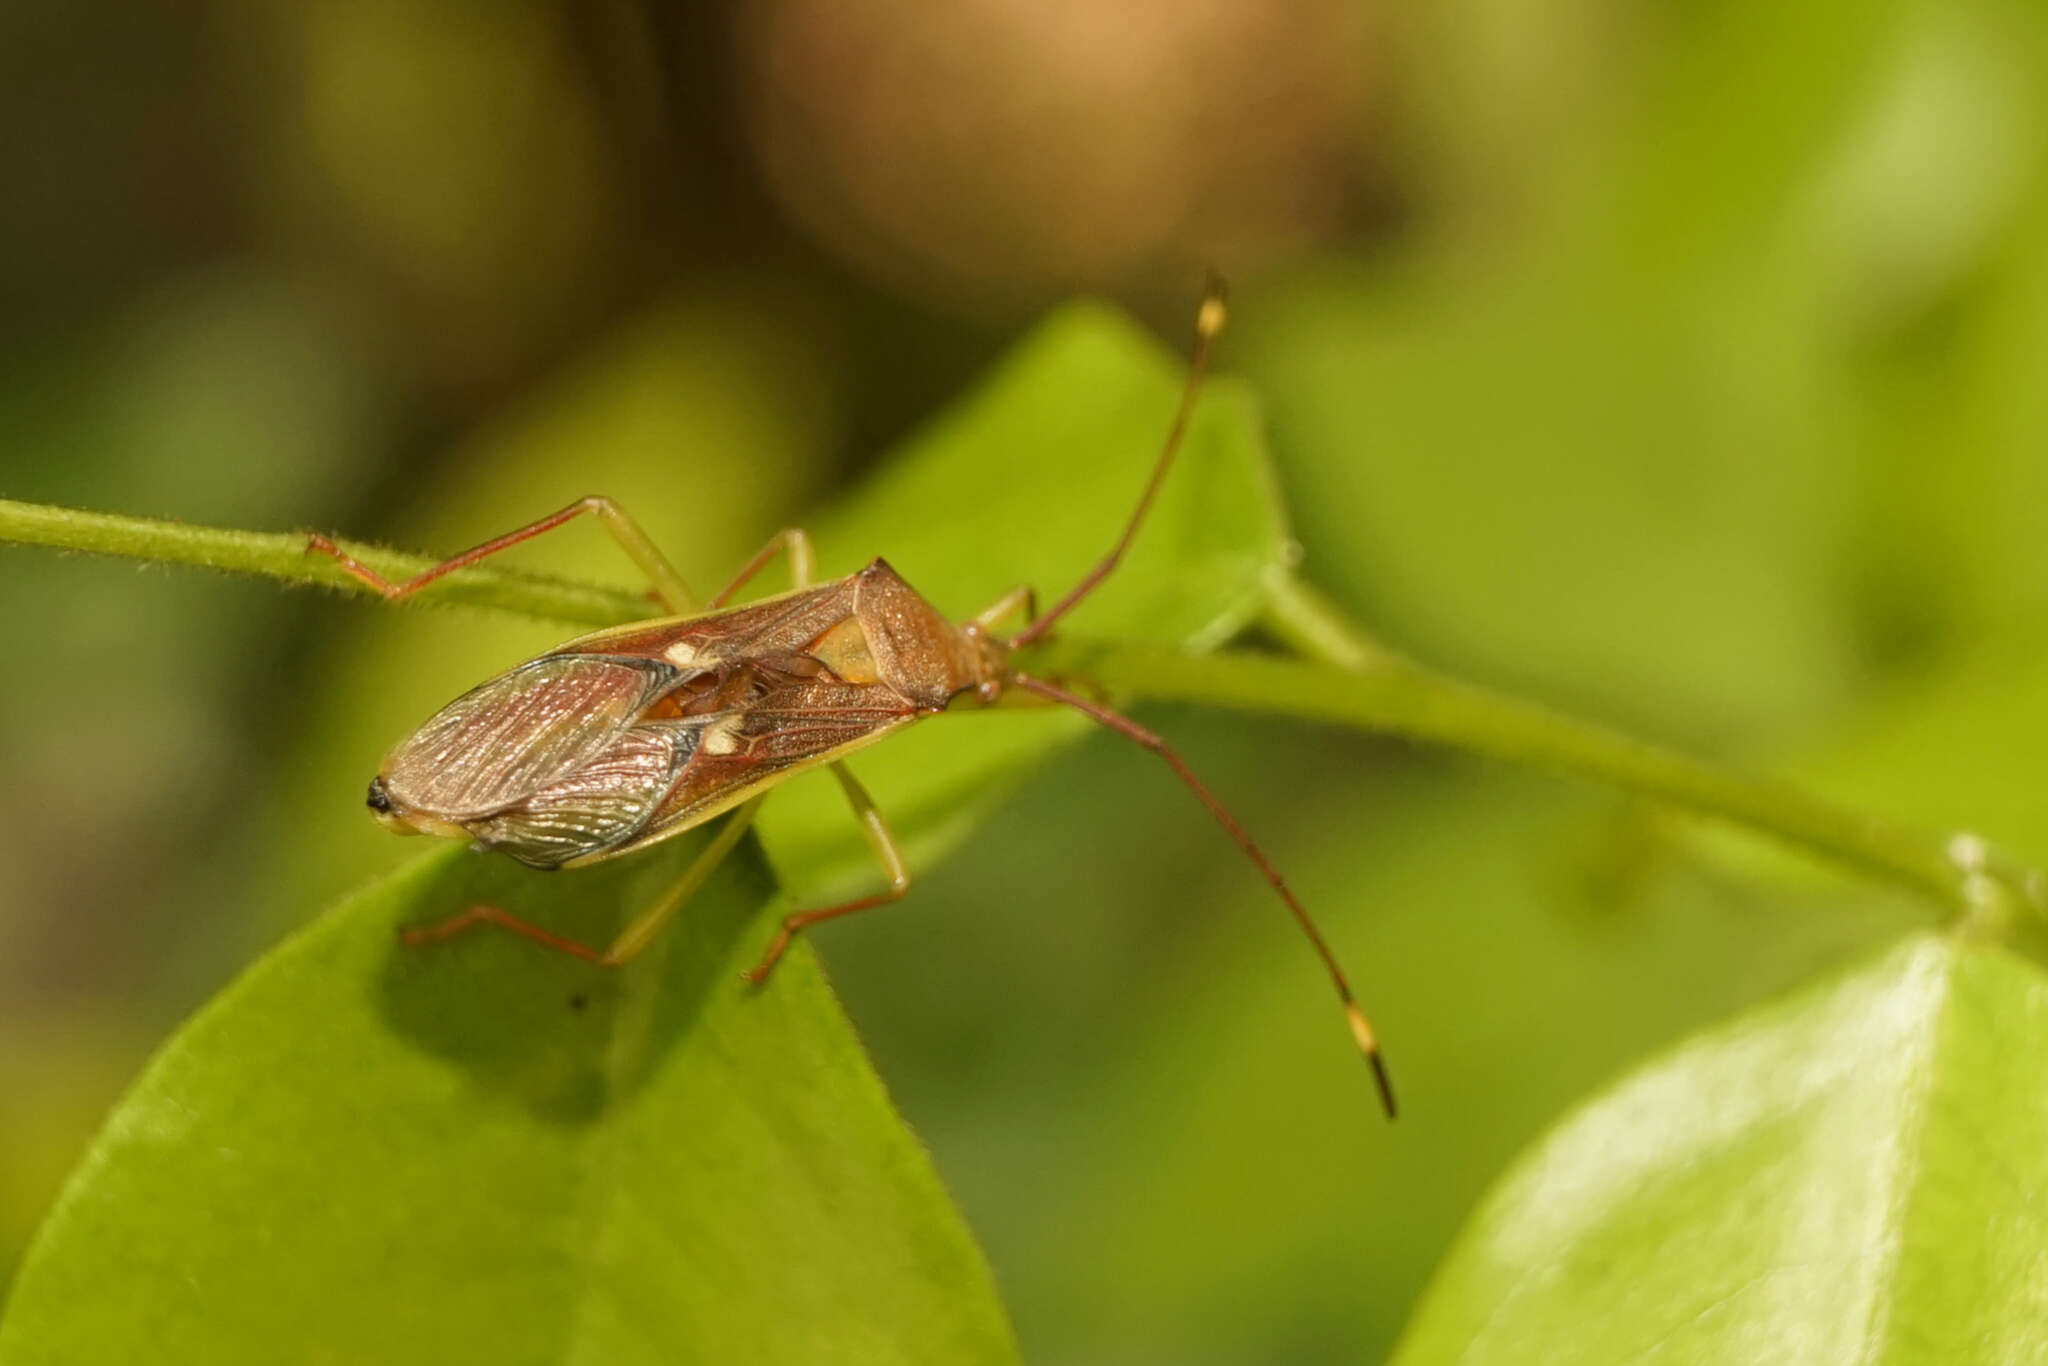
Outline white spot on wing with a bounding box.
[664,639,702,668]
[700,715,743,756]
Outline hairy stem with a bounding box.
[0,498,651,625]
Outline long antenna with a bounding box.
[1009,278,1229,650]
[1011,673,1396,1119]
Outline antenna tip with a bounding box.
[1369,1053,1399,1121]
[1346,1002,1397,1119]
[1197,294,1227,341]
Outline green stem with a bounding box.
[8,497,2037,929]
[0,498,651,626]
[1034,578,2042,927]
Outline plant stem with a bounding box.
[0,498,650,626]
[1033,578,2042,927]
[8,496,2035,928]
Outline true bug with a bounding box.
[309,287,1395,1117]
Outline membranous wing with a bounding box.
[463,716,690,869]
[380,654,681,825]
[584,662,922,864]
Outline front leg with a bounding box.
[968,584,1038,636]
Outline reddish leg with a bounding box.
[742,889,906,985]
[743,763,909,985]
[307,494,698,613]
[400,798,764,967]
[400,905,607,963]
[1011,672,1395,1118]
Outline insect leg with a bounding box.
[742,762,908,985]
[969,585,1038,634]
[1010,672,1396,1119]
[600,796,766,964]
[307,495,700,613]
[398,797,763,964]
[709,527,816,607]
[400,905,609,961]
[1008,279,1226,649]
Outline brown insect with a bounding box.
[308,287,1394,1117]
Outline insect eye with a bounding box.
[366,777,394,814]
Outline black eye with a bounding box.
[366,777,394,814]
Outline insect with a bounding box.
[308,286,1395,1117]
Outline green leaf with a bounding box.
[0,834,1018,1365]
[1390,931,2048,1366]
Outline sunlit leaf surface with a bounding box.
[1391,932,2048,1366]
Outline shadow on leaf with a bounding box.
[374,829,782,1126]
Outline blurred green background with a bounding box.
[4,0,2046,1360]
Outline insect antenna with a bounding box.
[1008,278,1229,650]
[1011,673,1396,1119]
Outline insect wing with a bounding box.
[381,654,676,821]
[467,722,692,868]
[566,578,862,673]
[578,671,921,863]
